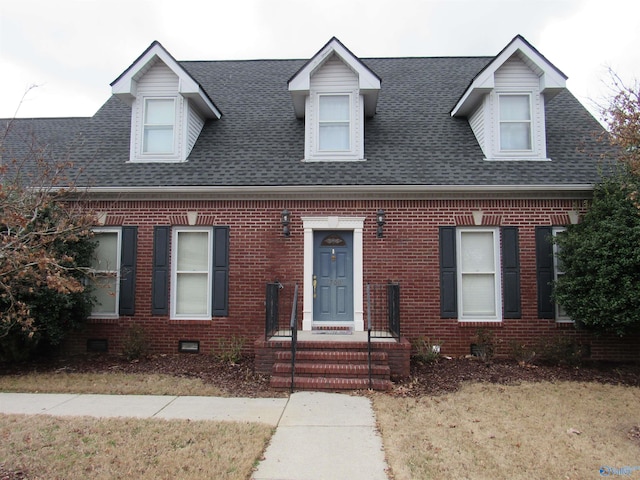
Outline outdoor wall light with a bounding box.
[376,209,386,238]
[281,209,291,237]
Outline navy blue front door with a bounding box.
[313,231,353,322]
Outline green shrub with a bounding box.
[553,177,640,336]
[535,336,588,367]
[0,233,95,362]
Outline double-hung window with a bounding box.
[143,98,176,154]
[171,228,212,319]
[456,228,502,321]
[90,228,121,317]
[552,227,571,322]
[499,94,532,151]
[318,94,351,152]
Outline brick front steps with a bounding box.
[254,334,411,392]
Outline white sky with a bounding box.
[1,0,638,121]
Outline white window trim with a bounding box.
[495,92,534,157]
[456,227,503,322]
[317,93,352,154]
[141,97,177,157]
[496,92,535,155]
[481,90,552,162]
[129,96,183,163]
[170,227,213,320]
[90,227,121,318]
[305,91,364,162]
[552,227,572,323]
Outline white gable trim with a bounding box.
[288,37,381,118]
[111,41,221,119]
[451,35,567,117]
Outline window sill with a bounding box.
[128,157,185,164]
[302,157,366,163]
[484,157,551,162]
[457,320,504,328]
[88,317,120,324]
[555,320,575,328]
[168,318,212,325]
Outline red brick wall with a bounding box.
[64,198,640,362]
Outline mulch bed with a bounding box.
[2,353,639,398]
[1,354,639,480]
[394,356,640,396]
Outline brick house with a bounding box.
[3,35,637,387]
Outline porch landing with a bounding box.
[254,334,411,391]
[270,331,398,342]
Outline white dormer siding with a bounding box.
[310,54,359,90]
[305,54,364,161]
[186,104,206,156]
[130,61,207,163]
[451,35,566,162]
[468,104,486,153]
[112,41,221,163]
[468,54,548,161]
[131,62,182,162]
[288,37,381,162]
[492,55,547,160]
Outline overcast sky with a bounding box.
[1,0,638,122]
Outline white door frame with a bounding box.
[301,216,365,331]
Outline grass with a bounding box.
[2,371,639,478]
[0,372,269,479]
[0,414,272,480]
[373,381,640,480]
[0,372,227,396]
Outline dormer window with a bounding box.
[288,37,381,163]
[451,35,567,162]
[498,93,532,152]
[143,98,176,155]
[111,41,222,163]
[318,94,351,151]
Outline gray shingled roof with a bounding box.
[1,56,609,189]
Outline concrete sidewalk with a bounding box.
[252,391,388,480]
[0,391,389,480]
[0,392,287,425]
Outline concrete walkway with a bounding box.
[0,391,389,480]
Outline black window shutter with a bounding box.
[501,226,521,319]
[119,226,137,316]
[439,226,457,318]
[152,226,170,315]
[535,226,555,319]
[212,226,229,317]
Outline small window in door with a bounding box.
[321,233,347,246]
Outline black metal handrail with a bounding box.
[367,283,373,390]
[387,282,400,339]
[265,281,299,339]
[265,282,281,339]
[289,283,299,393]
[367,282,401,339]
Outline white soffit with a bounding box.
[110,41,222,119]
[451,35,567,117]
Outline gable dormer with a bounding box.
[111,41,221,163]
[451,35,567,161]
[288,37,381,162]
